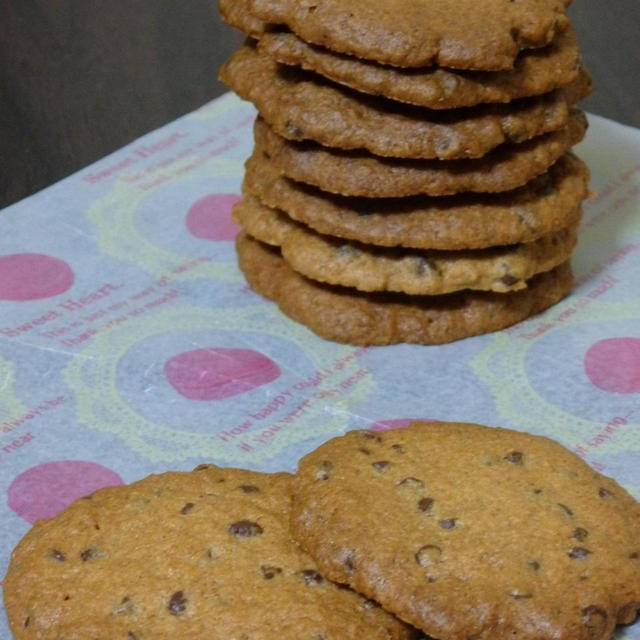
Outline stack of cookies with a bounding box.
[5,421,640,639]
[218,0,592,345]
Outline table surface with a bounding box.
[1,1,638,209]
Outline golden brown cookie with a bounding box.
[258,27,582,109]
[3,466,416,640]
[236,232,574,345]
[234,196,579,294]
[219,0,266,37]
[243,152,590,250]
[252,112,587,197]
[220,44,585,160]
[290,421,640,640]
[248,0,572,71]
[233,195,297,246]
[279,217,575,295]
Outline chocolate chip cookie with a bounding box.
[3,466,416,639]
[290,421,640,640]
[235,195,579,294]
[247,0,572,70]
[236,232,574,345]
[252,112,587,197]
[220,44,585,160]
[258,27,582,110]
[243,152,590,250]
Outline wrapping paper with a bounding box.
[0,93,639,637]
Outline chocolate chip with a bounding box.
[127,633,138,640]
[316,461,333,480]
[50,549,66,562]
[300,569,324,585]
[361,431,382,442]
[228,520,263,537]
[358,447,371,455]
[415,544,442,567]
[557,503,574,517]
[193,464,213,471]
[371,460,390,472]
[80,547,102,562]
[504,451,523,464]
[238,485,260,494]
[396,477,424,489]
[23,616,30,628]
[180,502,195,515]
[629,551,639,559]
[528,560,541,572]
[598,487,614,499]
[344,551,356,575]
[569,547,592,559]
[572,527,588,542]
[418,497,434,513]
[582,605,608,638]
[362,599,380,610]
[439,518,458,530]
[390,443,405,453]
[261,565,282,579]
[168,591,187,615]
[500,274,520,287]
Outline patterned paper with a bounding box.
[0,93,639,637]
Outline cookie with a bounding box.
[236,232,574,345]
[233,195,298,246]
[258,27,582,109]
[253,112,587,197]
[248,0,572,71]
[278,217,577,295]
[219,0,266,38]
[219,45,587,160]
[3,466,415,639]
[235,195,578,294]
[243,152,590,250]
[290,421,640,640]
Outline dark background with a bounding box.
[1,1,638,209]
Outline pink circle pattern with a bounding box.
[186,193,242,241]
[584,337,640,394]
[0,253,74,301]
[165,347,281,401]
[7,461,124,523]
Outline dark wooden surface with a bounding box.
[1,1,638,209]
